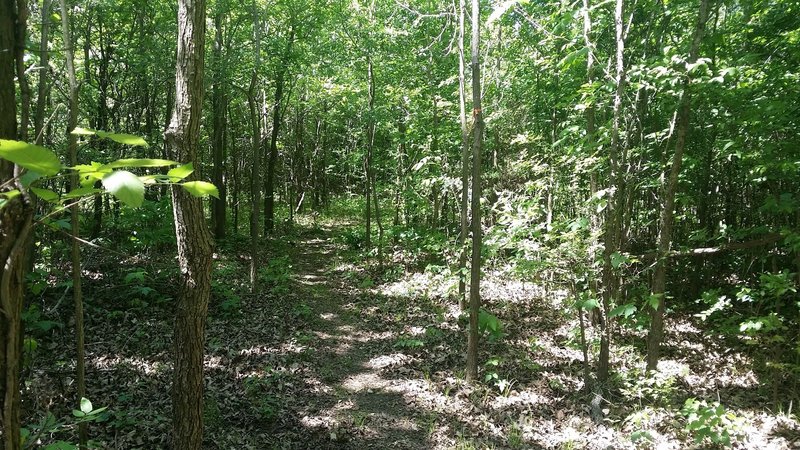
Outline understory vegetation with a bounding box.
[1,0,799,449]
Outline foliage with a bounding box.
[681,398,746,446]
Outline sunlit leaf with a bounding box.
[96,130,149,147]
[181,181,219,199]
[103,158,178,169]
[101,170,145,207]
[167,163,194,182]
[0,140,61,176]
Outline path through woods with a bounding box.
[23,222,800,449]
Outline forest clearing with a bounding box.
[1,0,799,448]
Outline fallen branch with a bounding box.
[636,233,783,261]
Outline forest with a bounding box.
[1,0,799,448]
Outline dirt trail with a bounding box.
[282,227,430,449]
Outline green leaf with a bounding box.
[70,127,97,136]
[609,303,637,318]
[0,140,61,176]
[103,158,178,169]
[96,130,149,147]
[30,187,60,203]
[181,181,219,199]
[63,186,102,199]
[80,397,93,414]
[580,298,600,311]
[167,163,194,182]
[101,170,145,207]
[44,441,78,450]
[610,252,629,268]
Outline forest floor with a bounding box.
[23,220,800,449]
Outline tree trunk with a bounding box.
[13,0,28,142]
[211,12,227,239]
[164,0,213,447]
[365,53,375,251]
[264,26,295,234]
[0,2,31,448]
[58,0,87,444]
[34,0,50,145]
[457,0,469,309]
[465,0,484,383]
[248,3,261,292]
[647,0,711,372]
[597,0,627,385]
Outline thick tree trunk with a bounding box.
[164,0,213,447]
[1,2,31,448]
[647,0,711,372]
[465,0,484,383]
[13,0,28,142]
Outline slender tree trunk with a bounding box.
[597,0,627,385]
[58,0,88,445]
[249,4,261,292]
[164,0,213,446]
[364,53,375,251]
[34,0,50,145]
[457,0,469,309]
[211,12,227,239]
[465,0,484,383]
[647,0,711,372]
[264,26,295,233]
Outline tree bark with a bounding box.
[211,11,227,239]
[465,0,484,383]
[164,0,213,447]
[264,25,295,233]
[13,0,28,142]
[457,0,470,310]
[249,4,261,292]
[33,0,50,145]
[0,2,31,448]
[58,0,87,445]
[646,0,711,372]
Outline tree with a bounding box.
[0,2,32,447]
[58,0,88,445]
[465,0,484,383]
[646,0,712,372]
[163,0,214,446]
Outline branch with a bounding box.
[636,233,784,261]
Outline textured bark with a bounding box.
[647,0,711,372]
[596,0,627,385]
[264,26,295,233]
[33,0,51,144]
[465,0,483,383]
[58,0,87,444]
[211,12,227,239]
[164,0,213,447]
[457,0,469,309]
[13,0,28,141]
[1,2,30,448]
[364,53,374,251]
[248,4,261,292]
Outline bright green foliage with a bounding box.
[0,140,61,176]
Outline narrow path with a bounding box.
[283,226,431,449]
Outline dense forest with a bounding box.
[1,0,799,448]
